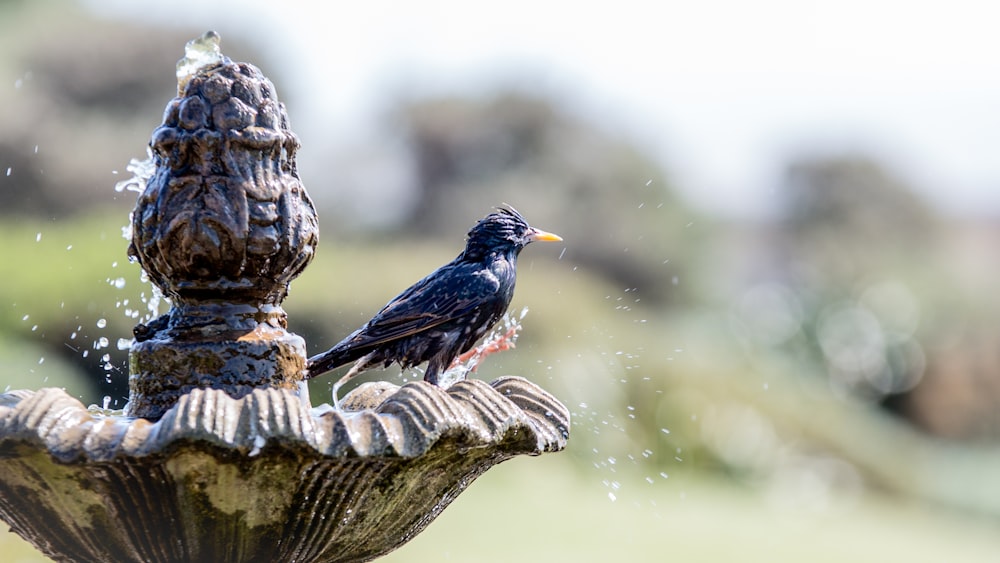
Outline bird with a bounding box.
[307,205,562,405]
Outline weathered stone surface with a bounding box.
[0,377,569,562]
[127,304,307,420]
[129,56,318,307]
[124,34,317,419]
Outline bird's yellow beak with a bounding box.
[528,228,563,243]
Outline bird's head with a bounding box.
[464,206,562,259]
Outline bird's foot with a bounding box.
[451,324,521,375]
[439,308,528,387]
[331,380,343,411]
[331,358,368,410]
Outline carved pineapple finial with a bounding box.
[126,32,318,419]
[130,32,317,306]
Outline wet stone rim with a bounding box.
[0,376,570,463]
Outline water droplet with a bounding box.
[117,338,132,350]
[5,167,10,176]
[96,318,107,328]
[35,232,41,242]
[607,492,617,502]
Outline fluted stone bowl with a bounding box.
[0,376,569,563]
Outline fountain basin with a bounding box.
[0,376,569,563]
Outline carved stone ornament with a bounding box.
[126,31,319,420]
[0,378,569,562]
[0,31,570,563]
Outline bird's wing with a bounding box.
[341,262,501,349]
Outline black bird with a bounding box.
[307,206,561,402]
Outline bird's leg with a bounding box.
[331,354,372,410]
[451,325,520,373]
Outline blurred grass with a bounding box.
[0,206,138,333]
[382,457,1000,563]
[0,207,140,401]
[5,456,1000,562]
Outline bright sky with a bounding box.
[85,0,1000,217]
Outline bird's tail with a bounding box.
[306,344,355,379]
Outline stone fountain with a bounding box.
[0,32,569,563]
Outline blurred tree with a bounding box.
[770,156,935,398]
[780,155,937,287]
[766,155,1000,442]
[0,1,263,217]
[387,92,706,305]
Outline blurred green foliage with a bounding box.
[0,209,141,403]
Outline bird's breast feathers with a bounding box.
[471,268,501,291]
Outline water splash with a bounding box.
[436,307,529,387]
[176,31,224,94]
[113,147,155,194]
